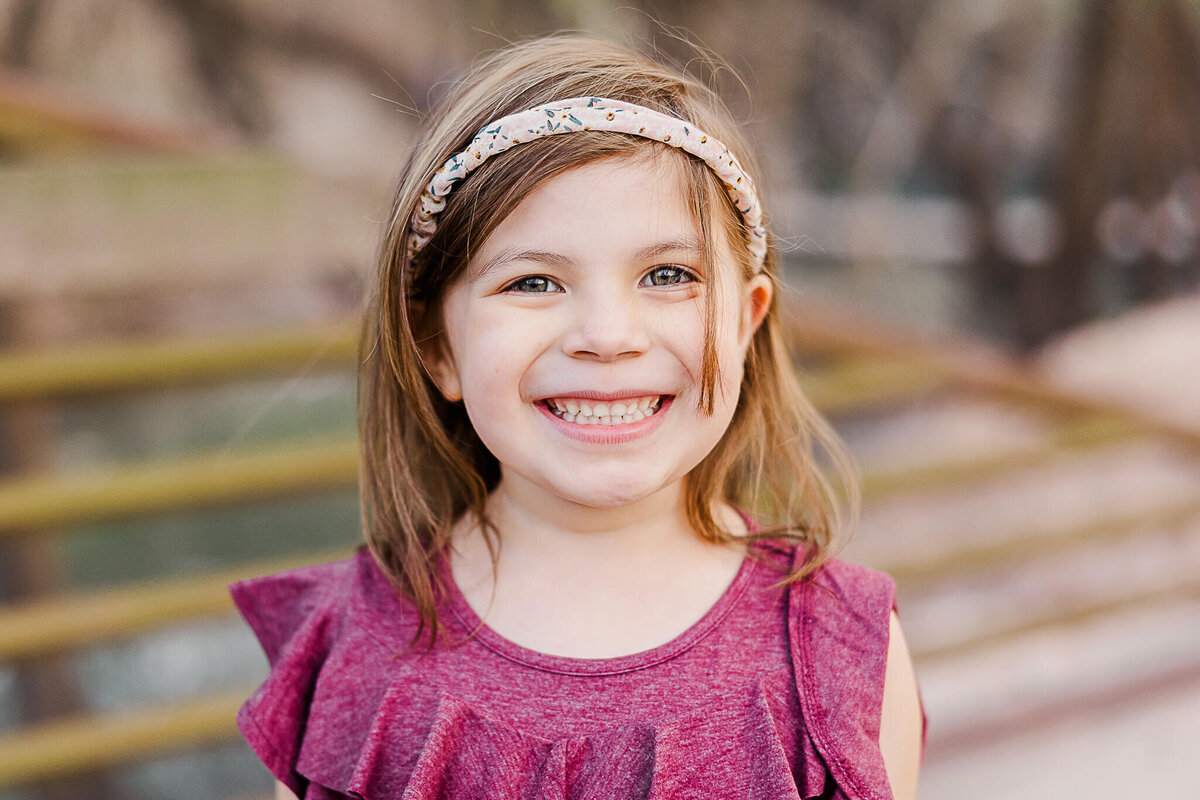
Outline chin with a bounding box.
[560,482,661,509]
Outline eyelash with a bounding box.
[501,266,699,294]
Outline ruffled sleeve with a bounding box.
[789,554,909,800]
[230,558,353,798]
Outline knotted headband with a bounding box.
[408,96,768,267]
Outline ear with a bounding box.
[422,335,463,403]
[739,273,773,349]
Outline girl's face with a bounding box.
[431,153,771,515]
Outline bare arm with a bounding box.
[879,610,923,800]
[275,780,300,800]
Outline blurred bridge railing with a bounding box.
[1,304,1198,792]
[0,323,361,790]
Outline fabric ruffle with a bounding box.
[231,557,351,798]
[315,681,808,800]
[232,547,903,800]
[790,551,898,800]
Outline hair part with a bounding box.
[359,35,859,646]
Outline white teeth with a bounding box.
[544,395,666,427]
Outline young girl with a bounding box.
[232,35,925,800]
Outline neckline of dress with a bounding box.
[438,540,760,677]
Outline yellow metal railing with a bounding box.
[0,549,351,662]
[0,321,363,790]
[0,438,358,533]
[0,691,246,788]
[0,321,357,402]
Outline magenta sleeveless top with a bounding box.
[231,540,915,799]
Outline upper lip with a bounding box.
[535,389,673,402]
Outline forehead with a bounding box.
[465,150,733,280]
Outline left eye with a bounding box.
[640,266,696,287]
[504,275,563,293]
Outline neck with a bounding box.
[447,473,751,658]
[451,473,748,580]
[488,474,695,560]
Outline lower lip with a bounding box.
[535,397,674,444]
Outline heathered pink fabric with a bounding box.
[231,539,915,799]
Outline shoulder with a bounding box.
[806,553,896,605]
[748,537,897,607]
[742,540,898,649]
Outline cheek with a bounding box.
[658,301,708,371]
[451,318,552,395]
[679,296,746,382]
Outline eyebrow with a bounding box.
[470,236,704,283]
[634,236,703,262]
[470,248,572,283]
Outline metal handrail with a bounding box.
[0,548,353,661]
[0,437,357,532]
[0,322,357,402]
[0,689,246,788]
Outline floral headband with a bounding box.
[408,96,768,267]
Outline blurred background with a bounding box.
[0,1,1198,798]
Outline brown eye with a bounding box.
[641,266,695,287]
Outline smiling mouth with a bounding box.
[540,395,667,425]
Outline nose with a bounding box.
[560,287,651,361]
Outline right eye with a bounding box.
[503,275,563,293]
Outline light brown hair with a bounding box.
[359,35,859,644]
